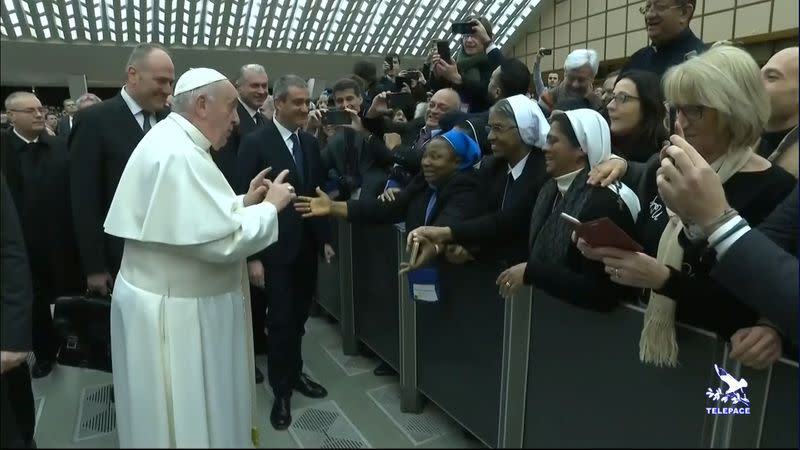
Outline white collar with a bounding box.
[13,128,38,144]
[507,153,530,181]
[238,98,259,120]
[272,115,297,142]
[169,113,212,153]
[120,85,145,116]
[555,168,583,195]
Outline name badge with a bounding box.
[407,267,440,302]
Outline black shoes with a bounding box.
[255,367,264,384]
[270,396,291,430]
[373,361,397,376]
[293,373,327,398]
[31,360,53,379]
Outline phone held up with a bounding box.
[386,92,415,110]
[436,40,452,64]
[321,108,351,126]
[451,21,476,35]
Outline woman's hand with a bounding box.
[444,245,474,264]
[378,187,402,202]
[434,58,462,85]
[399,235,439,275]
[730,325,783,370]
[295,187,332,218]
[496,263,527,299]
[406,226,453,249]
[587,158,627,187]
[592,247,670,290]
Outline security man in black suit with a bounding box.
[56,98,77,138]
[1,92,82,379]
[212,63,269,188]
[0,173,37,448]
[237,75,334,431]
[69,42,174,296]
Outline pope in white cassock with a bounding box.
[103,67,296,448]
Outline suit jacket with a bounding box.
[450,153,547,266]
[711,184,798,340]
[56,116,73,138]
[322,127,392,200]
[237,119,331,265]
[0,173,34,352]
[68,94,169,276]
[213,101,263,187]
[346,170,484,231]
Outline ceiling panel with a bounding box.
[1,0,541,56]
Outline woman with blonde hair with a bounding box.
[581,42,795,369]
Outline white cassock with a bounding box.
[104,112,278,448]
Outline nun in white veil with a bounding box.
[496,108,641,311]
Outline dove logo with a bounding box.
[705,364,751,415]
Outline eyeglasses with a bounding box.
[8,107,47,115]
[609,93,640,105]
[664,103,705,128]
[639,2,682,15]
[485,124,518,134]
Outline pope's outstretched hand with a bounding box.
[263,169,296,211]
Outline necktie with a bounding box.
[424,191,438,225]
[142,111,152,133]
[415,127,432,151]
[290,133,304,183]
[501,173,515,210]
[552,191,564,212]
[254,113,264,126]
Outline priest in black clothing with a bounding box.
[495,109,641,311]
[406,94,550,268]
[620,0,705,79]
[69,43,174,297]
[0,92,83,379]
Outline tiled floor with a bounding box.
[31,314,485,448]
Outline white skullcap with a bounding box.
[505,94,550,149]
[174,68,228,95]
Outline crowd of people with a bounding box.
[1,0,798,447]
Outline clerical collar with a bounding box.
[555,168,583,195]
[507,153,530,181]
[238,98,259,120]
[121,85,147,117]
[273,115,298,141]
[12,128,39,144]
[169,113,212,153]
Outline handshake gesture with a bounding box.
[244,167,297,211]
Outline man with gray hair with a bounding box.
[213,63,270,189]
[237,74,334,431]
[540,48,603,113]
[103,67,295,447]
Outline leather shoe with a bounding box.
[31,360,53,379]
[293,373,327,398]
[373,361,396,377]
[270,396,291,430]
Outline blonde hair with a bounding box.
[663,42,770,148]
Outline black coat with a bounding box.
[0,130,83,296]
[56,116,73,138]
[321,127,392,200]
[0,173,34,352]
[213,101,264,188]
[237,119,332,265]
[68,93,169,276]
[346,170,484,231]
[429,47,504,113]
[620,28,706,79]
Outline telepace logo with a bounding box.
[705,364,751,415]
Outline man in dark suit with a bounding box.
[69,42,174,296]
[56,98,77,137]
[237,75,334,430]
[0,173,37,448]
[212,63,269,188]
[1,92,82,379]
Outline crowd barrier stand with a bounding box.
[316,218,341,321]
[321,225,798,449]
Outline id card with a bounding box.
[407,267,440,302]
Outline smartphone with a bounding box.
[409,241,421,266]
[436,40,452,63]
[321,108,351,126]
[539,48,553,55]
[386,92,414,110]
[451,21,476,35]
[395,76,410,92]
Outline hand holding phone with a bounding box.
[321,108,352,126]
[386,92,414,110]
[560,213,643,253]
[436,41,452,64]
[451,21,476,35]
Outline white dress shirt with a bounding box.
[121,86,156,130]
[272,115,300,162]
[13,128,39,144]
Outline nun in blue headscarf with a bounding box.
[295,129,485,269]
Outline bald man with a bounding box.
[758,47,798,177]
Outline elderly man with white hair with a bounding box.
[540,49,603,113]
[103,67,296,448]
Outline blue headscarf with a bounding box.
[437,129,481,171]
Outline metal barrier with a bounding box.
[316,218,341,321]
